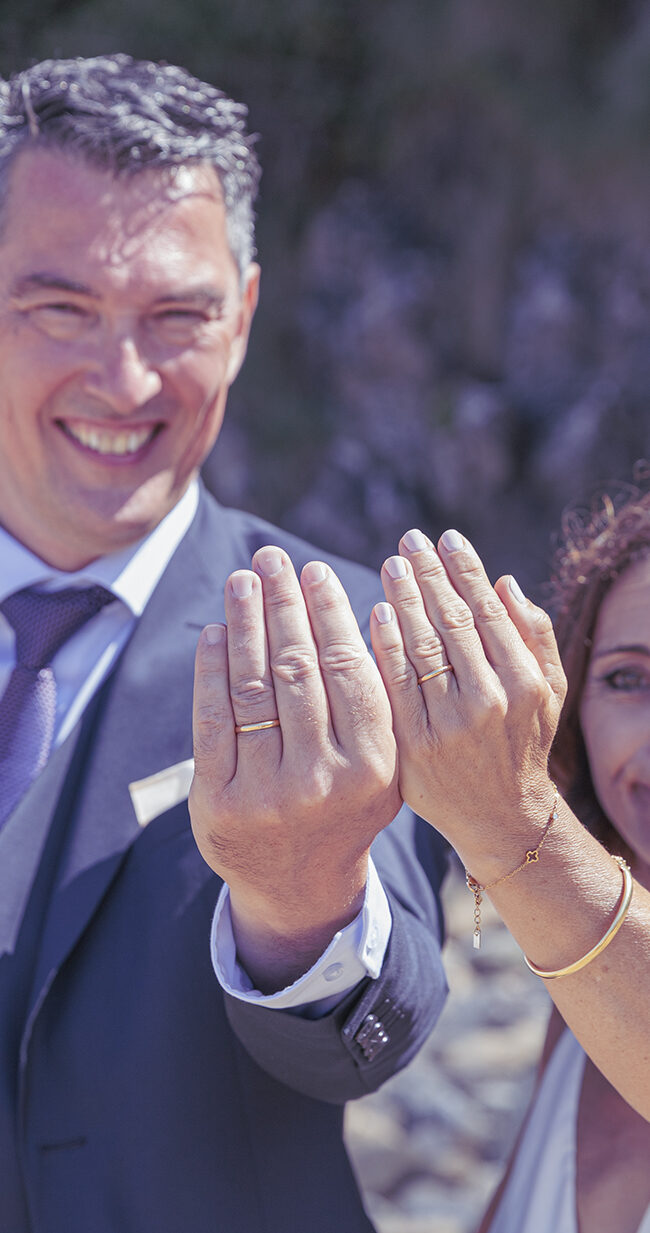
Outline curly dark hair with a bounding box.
[548,470,650,858]
[0,54,261,274]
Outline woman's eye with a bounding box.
[603,667,650,692]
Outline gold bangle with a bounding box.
[524,854,633,979]
[465,785,559,950]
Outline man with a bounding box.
[0,56,447,1232]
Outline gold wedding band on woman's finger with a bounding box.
[234,719,281,734]
[417,665,455,686]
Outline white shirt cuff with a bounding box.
[210,855,392,1015]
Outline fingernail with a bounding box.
[204,623,226,644]
[302,560,328,584]
[384,555,408,580]
[402,528,427,553]
[440,529,465,553]
[509,575,527,604]
[230,571,254,599]
[255,547,283,577]
[375,602,394,624]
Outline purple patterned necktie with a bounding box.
[0,585,113,828]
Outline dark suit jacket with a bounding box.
[0,488,448,1233]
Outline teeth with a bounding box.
[64,422,154,456]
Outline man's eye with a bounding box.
[158,309,208,323]
[34,302,86,315]
[28,303,90,338]
[153,310,210,341]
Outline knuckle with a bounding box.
[511,668,547,713]
[270,645,319,685]
[410,633,444,662]
[292,764,335,812]
[262,581,299,614]
[229,674,274,710]
[193,700,227,735]
[319,641,368,675]
[528,674,549,707]
[411,557,446,587]
[437,598,474,635]
[472,593,506,625]
[531,604,554,636]
[469,686,505,725]
[387,590,426,618]
[452,554,484,584]
[389,665,419,695]
[191,728,220,774]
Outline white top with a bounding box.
[489,1029,650,1233]
[0,484,391,1011]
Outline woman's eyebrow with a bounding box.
[591,643,650,660]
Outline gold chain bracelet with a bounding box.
[465,785,559,950]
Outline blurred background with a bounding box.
[4,3,649,1228]
[5,0,650,594]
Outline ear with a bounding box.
[226,262,261,385]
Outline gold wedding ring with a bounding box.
[417,665,454,686]
[234,719,281,734]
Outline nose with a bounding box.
[84,336,163,414]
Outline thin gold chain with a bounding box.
[465,785,559,950]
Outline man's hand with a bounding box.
[189,546,400,992]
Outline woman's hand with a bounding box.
[370,527,567,883]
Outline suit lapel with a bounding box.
[28,493,233,1016]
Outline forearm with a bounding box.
[477,799,650,1119]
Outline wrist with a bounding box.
[227,854,370,993]
[458,777,558,887]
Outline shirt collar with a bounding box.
[0,480,200,617]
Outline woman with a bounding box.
[369,490,650,1233]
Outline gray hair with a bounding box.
[0,54,261,274]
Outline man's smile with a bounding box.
[58,418,161,459]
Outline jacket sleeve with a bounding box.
[223,804,449,1103]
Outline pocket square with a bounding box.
[128,758,195,827]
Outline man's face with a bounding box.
[0,148,259,568]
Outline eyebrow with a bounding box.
[591,643,650,660]
[10,276,225,311]
[11,273,97,298]
[153,289,226,310]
